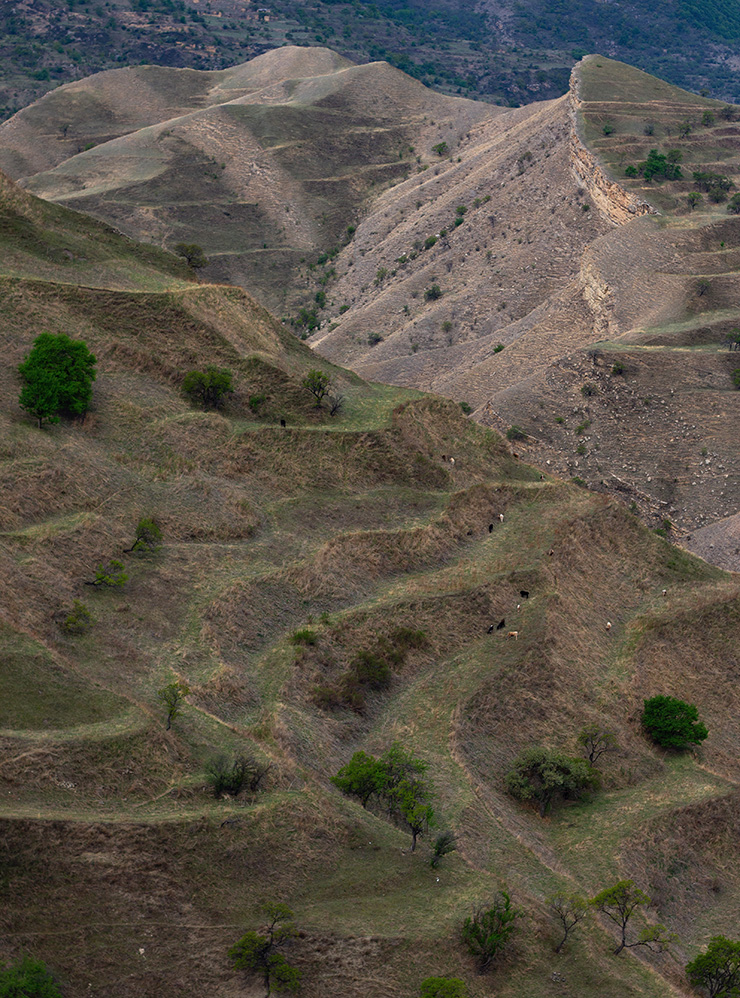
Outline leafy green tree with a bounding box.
[547,891,589,953]
[182,367,233,409]
[156,680,189,730]
[688,192,703,210]
[126,517,162,553]
[18,332,96,427]
[685,936,740,998]
[638,149,682,182]
[420,977,467,998]
[505,747,600,817]
[641,695,708,749]
[0,956,63,997]
[461,891,520,971]
[590,880,674,955]
[332,744,436,849]
[331,750,380,807]
[577,723,617,765]
[174,242,208,269]
[424,284,443,301]
[301,369,332,407]
[229,903,302,997]
[432,141,448,156]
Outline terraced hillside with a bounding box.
[2,167,740,998]
[0,46,499,315]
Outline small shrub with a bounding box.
[602,122,614,135]
[576,443,586,455]
[624,164,638,178]
[641,695,708,749]
[424,235,438,250]
[368,332,384,346]
[506,425,527,441]
[86,559,127,588]
[728,194,740,214]
[462,891,520,971]
[339,304,350,314]
[128,517,162,553]
[290,628,317,646]
[424,284,443,301]
[612,360,625,375]
[248,393,266,412]
[493,343,505,353]
[455,205,467,216]
[182,367,233,409]
[732,368,740,388]
[351,651,391,690]
[60,599,93,635]
[459,401,472,414]
[374,267,388,285]
[206,754,269,798]
[420,977,466,998]
[432,141,448,156]
[430,830,457,868]
[581,382,598,397]
[157,681,189,730]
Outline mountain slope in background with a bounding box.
[0,47,498,315]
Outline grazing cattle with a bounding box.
[606,621,612,632]
[499,513,504,522]
[496,618,506,630]
[489,523,494,533]
[520,590,529,599]
[548,548,555,557]
[662,589,667,597]
[487,623,495,634]
[280,418,286,427]
[450,457,455,466]
[516,604,521,611]
[507,630,519,640]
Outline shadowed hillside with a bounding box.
[2,165,740,998]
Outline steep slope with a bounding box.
[3,157,740,998]
[0,48,499,315]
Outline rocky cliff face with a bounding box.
[568,61,657,225]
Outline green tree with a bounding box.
[641,695,708,749]
[590,880,674,955]
[432,141,448,156]
[430,830,457,868]
[577,723,617,765]
[727,194,740,214]
[174,242,208,269]
[424,284,442,301]
[688,192,703,210]
[301,369,332,407]
[331,750,380,807]
[547,891,589,953]
[505,747,600,817]
[420,977,467,998]
[156,680,189,730]
[0,956,63,997]
[206,754,269,798]
[182,367,233,409]
[18,332,96,427]
[229,903,302,997]
[686,936,740,998]
[461,891,520,971]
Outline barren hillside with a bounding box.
[0,47,499,315]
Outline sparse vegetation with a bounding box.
[578,723,617,765]
[420,977,466,998]
[506,425,527,441]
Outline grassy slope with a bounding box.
[1,168,739,998]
